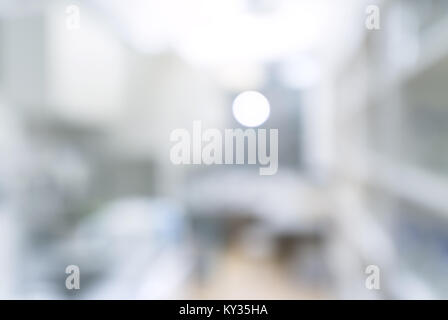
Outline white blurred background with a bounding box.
[0,0,448,299]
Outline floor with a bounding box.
[182,242,328,299]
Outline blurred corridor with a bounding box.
[0,0,448,299]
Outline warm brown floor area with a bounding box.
[182,243,328,299]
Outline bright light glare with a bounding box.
[232,91,270,127]
[92,0,341,66]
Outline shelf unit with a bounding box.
[329,0,448,299]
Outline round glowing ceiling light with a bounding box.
[232,91,270,127]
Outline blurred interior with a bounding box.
[1,0,448,299]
